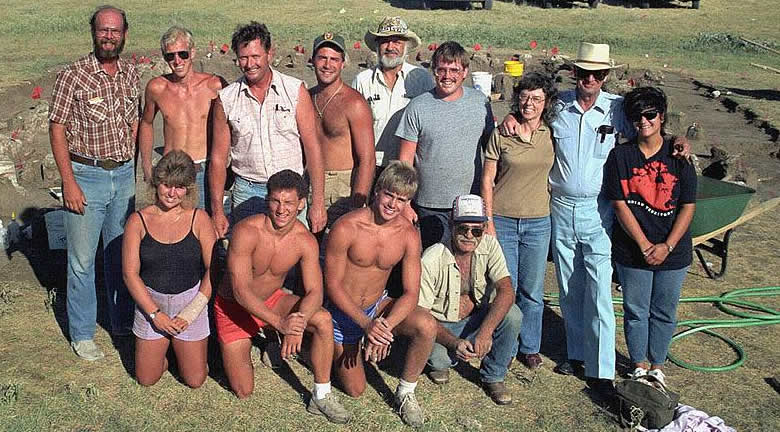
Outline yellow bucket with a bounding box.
[504,60,524,77]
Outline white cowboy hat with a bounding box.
[572,42,624,70]
[364,16,421,52]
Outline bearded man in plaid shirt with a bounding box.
[49,5,140,361]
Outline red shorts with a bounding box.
[214,289,288,345]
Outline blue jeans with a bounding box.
[231,175,308,228]
[494,215,551,356]
[195,169,207,210]
[551,194,616,379]
[616,264,688,366]
[428,304,523,383]
[414,204,450,250]
[64,161,135,341]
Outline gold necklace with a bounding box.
[314,81,343,118]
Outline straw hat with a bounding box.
[364,16,421,51]
[572,42,624,70]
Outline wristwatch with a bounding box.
[149,309,161,320]
[665,243,674,253]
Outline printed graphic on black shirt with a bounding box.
[620,160,678,217]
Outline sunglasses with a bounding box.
[163,50,190,62]
[628,110,660,123]
[455,225,484,238]
[575,68,609,81]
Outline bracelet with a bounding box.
[664,242,674,253]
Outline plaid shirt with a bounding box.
[49,53,140,161]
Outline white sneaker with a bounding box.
[71,339,104,361]
[630,367,648,380]
[395,391,425,428]
[647,369,667,387]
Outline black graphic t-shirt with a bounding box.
[605,137,697,270]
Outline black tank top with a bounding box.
[138,210,203,294]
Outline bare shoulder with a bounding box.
[342,87,371,113]
[291,221,319,249]
[233,214,266,239]
[330,208,369,237]
[145,76,167,94]
[200,73,226,91]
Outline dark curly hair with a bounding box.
[511,72,559,126]
[623,86,668,135]
[267,170,307,199]
[231,21,272,55]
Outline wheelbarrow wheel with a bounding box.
[691,0,700,8]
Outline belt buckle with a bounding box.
[101,159,121,170]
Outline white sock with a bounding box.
[395,379,417,398]
[313,382,331,400]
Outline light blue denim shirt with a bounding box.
[549,89,635,198]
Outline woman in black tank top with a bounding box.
[122,151,217,388]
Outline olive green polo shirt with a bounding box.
[418,235,511,322]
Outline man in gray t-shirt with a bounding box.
[397,41,494,249]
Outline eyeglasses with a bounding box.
[434,67,463,77]
[518,95,546,104]
[575,68,609,81]
[628,109,660,123]
[163,50,190,62]
[455,225,484,238]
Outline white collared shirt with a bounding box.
[351,61,434,166]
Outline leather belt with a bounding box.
[69,152,129,170]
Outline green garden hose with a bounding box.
[543,286,780,372]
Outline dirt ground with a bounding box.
[1,45,778,431]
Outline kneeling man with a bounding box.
[325,161,436,428]
[419,194,522,405]
[215,169,350,423]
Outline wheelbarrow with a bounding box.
[690,176,780,279]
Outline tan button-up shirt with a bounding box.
[219,69,304,183]
[351,62,433,166]
[418,235,511,322]
[49,53,140,161]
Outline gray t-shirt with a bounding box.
[395,87,494,208]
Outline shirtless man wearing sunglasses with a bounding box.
[139,26,226,210]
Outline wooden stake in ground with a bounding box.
[750,63,780,74]
[740,37,780,56]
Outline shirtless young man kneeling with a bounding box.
[139,26,225,209]
[325,161,437,428]
[215,170,350,424]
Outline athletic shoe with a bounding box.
[648,369,667,387]
[71,339,104,361]
[630,367,648,380]
[306,392,351,424]
[395,391,424,428]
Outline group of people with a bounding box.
[49,4,697,427]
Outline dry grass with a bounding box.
[1,210,778,431]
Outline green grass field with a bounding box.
[1,0,777,123]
